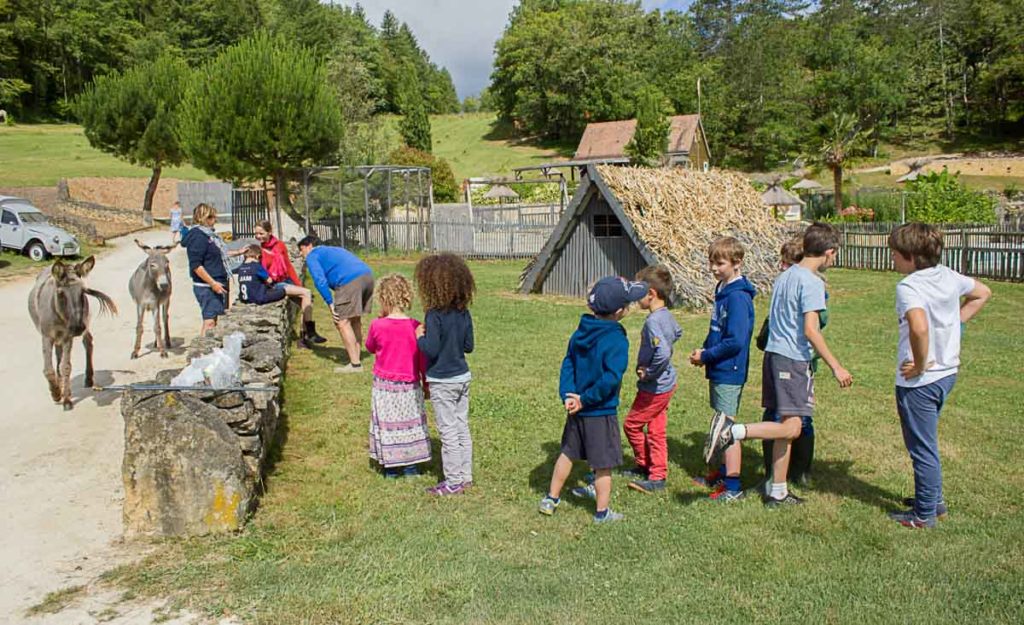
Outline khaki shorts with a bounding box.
[332,273,374,319]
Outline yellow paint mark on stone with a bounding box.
[204,482,241,530]
[163,393,178,408]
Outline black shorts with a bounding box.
[761,352,815,417]
[560,413,623,470]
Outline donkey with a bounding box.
[28,257,117,410]
[129,239,173,359]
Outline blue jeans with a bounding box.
[896,374,957,519]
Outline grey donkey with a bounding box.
[28,256,117,410]
[129,239,173,359]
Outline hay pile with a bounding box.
[597,165,789,308]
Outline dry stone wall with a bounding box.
[120,251,303,537]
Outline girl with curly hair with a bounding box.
[365,274,432,477]
[414,254,476,495]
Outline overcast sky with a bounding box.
[336,1,695,99]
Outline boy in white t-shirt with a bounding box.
[888,223,991,529]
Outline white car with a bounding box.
[0,196,81,261]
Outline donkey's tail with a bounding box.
[85,288,118,317]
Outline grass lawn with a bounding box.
[430,113,574,181]
[107,261,1024,624]
[0,124,209,187]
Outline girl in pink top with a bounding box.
[365,274,431,477]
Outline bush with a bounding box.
[905,171,996,223]
[388,146,458,203]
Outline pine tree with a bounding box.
[76,53,191,224]
[625,87,670,167]
[399,96,433,152]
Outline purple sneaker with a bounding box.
[425,481,465,496]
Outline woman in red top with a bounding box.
[255,221,301,285]
[253,220,327,345]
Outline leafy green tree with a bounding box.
[809,111,866,214]
[388,146,458,203]
[625,87,669,167]
[179,32,342,211]
[399,95,433,152]
[75,53,190,224]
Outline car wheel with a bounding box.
[27,241,47,262]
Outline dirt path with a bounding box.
[0,229,225,623]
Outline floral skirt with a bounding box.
[369,376,432,468]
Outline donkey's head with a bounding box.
[50,257,98,335]
[135,239,173,292]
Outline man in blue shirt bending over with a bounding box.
[298,236,375,373]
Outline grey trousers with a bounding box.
[431,380,472,485]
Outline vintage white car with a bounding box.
[0,196,81,261]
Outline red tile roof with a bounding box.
[574,115,702,160]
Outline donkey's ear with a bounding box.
[75,256,96,277]
[152,245,174,254]
[51,260,68,283]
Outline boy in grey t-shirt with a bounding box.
[703,223,853,507]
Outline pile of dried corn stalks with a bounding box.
[597,165,790,309]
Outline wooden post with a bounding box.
[961,227,970,275]
[338,177,344,246]
[362,172,370,250]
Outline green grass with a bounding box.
[26,585,86,616]
[106,262,1024,624]
[430,113,574,181]
[0,124,209,187]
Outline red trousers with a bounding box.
[623,386,676,481]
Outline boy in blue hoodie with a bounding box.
[623,265,682,494]
[690,237,756,501]
[538,276,648,523]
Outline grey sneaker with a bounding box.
[627,479,666,494]
[571,484,596,500]
[900,497,948,519]
[889,510,937,529]
[538,496,559,516]
[334,363,365,374]
[703,411,735,465]
[594,509,624,524]
[763,492,805,508]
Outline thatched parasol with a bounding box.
[761,185,805,207]
[791,178,823,191]
[596,165,788,308]
[483,184,520,202]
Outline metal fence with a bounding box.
[310,215,557,259]
[231,189,270,239]
[833,222,1024,281]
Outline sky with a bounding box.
[336,1,695,100]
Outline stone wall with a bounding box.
[120,253,303,537]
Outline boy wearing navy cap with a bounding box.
[538,275,648,523]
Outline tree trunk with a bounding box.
[833,166,843,215]
[273,171,288,238]
[142,165,161,227]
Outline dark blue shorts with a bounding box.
[193,285,227,320]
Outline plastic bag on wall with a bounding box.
[171,332,246,389]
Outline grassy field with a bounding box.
[0,124,209,187]
[0,242,103,283]
[106,261,1024,624]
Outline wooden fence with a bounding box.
[834,223,1024,281]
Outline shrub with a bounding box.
[905,171,996,223]
[388,146,458,203]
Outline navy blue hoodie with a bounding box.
[559,314,629,417]
[183,226,228,287]
[700,277,757,385]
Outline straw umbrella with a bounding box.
[761,184,805,220]
[483,184,520,205]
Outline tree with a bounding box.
[809,111,866,214]
[76,53,190,224]
[399,96,433,152]
[624,87,669,167]
[179,32,342,214]
[388,146,458,203]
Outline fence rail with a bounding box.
[834,223,1024,281]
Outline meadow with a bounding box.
[106,260,1024,624]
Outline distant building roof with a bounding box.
[573,114,707,161]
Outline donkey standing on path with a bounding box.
[129,239,173,359]
[28,256,117,410]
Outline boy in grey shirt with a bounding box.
[623,265,682,493]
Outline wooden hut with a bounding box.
[520,165,786,308]
[573,115,712,171]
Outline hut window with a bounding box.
[593,213,623,238]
